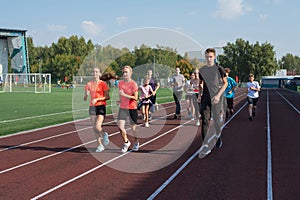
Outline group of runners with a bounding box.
[84,48,261,157]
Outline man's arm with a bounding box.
[212,76,228,104]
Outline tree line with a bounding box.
[25,35,300,84]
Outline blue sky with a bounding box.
[1,0,299,59]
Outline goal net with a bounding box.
[1,73,51,93]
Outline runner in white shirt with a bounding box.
[246,73,261,121]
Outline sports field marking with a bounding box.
[0,120,115,152]
[266,90,273,200]
[0,104,177,174]
[0,109,87,124]
[147,102,248,200]
[0,95,172,124]
[275,89,300,114]
[30,114,190,200]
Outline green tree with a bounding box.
[219,38,278,82]
[280,53,300,75]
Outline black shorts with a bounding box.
[247,96,259,106]
[89,105,106,116]
[226,97,234,109]
[118,108,138,125]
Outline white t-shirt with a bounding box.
[247,81,260,98]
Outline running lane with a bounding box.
[270,89,300,199]
[151,89,269,199]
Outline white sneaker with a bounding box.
[196,120,200,126]
[145,122,149,127]
[121,141,131,153]
[132,142,139,151]
[95,144,105,152]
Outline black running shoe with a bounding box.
[216,137,223,148]
[249,116,253,121]
[252,110,256,117]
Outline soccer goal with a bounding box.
[1,73,51,93]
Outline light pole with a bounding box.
[213,46,224,64]
[94,47,97,69]
[153,55,156,77]
[39,58,42,74]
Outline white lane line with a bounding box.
[267,89,273,200]
[147,101,248,200]
[0,140,94,174]
[30,117,190,200]
[222,101,248,129]
[275,89,300,114]
[0,120,113,152]
[0,106,177,174]
[0,109,87,124]
[147,147,201,200]
[0,96,173,124]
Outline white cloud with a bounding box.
[81,20,103,36]
[47,24,67,32]
[116,16,128,26]
[214,0,252,20]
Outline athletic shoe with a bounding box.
[95,144,105,152]
[215,137,223,148]
[249,116,253,121]
[196,120,200,126]
[121,141,131,153]
[145,122,149,127]
[132,142,139,151]
[191,117,195,121]
[198,144,211,158]
[103,132,109,146]
[252,109,256,117]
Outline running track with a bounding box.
[0,88,299,200]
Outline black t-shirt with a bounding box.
[149,77,158,91]
[199,65,226,102]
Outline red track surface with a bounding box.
[0,88,299,200]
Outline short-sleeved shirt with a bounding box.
[140,84,152,104]
[185,80,194,95]
[199,65,226,102]
[149,77,158,91]
[85,80,109,106]
[225,76,237,98]
[171,73,186,92]
[118,80,138,109]
[247,81,260,98]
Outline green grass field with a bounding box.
[0,86,174,136]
